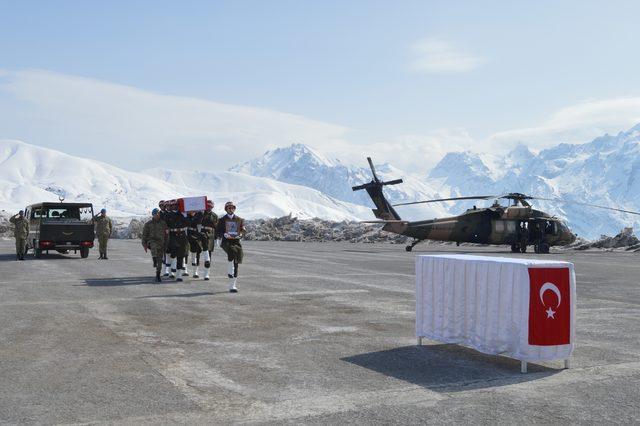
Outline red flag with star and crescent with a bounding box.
[528,267,571,346]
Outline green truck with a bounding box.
[24,202,96,258]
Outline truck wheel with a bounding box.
[80,247,89,258]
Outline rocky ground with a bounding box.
[2,211,639,250]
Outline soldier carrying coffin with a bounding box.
[186,210,205,278]
[141,208,168,282]
[164,200,189,281]
[199,199,218,281]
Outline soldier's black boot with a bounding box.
[103,250,108,260]
[155,271,162,283]
[15,254,19,261]
[19,254,25,261]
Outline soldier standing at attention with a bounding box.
[94,208,113,259]
[199,200,218,281]
[142,208,168,282]
[9,210,29,260]
[216,201,246,293]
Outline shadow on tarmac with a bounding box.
[137,291,228,299]
[0,253,21,261]
[84,276,157,286]
[0,252,82,261]
[342,344,559,392]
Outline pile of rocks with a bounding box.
[573,227,640,251]
[0,211,11,237]
[244,215,408,243]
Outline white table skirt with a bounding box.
[416,255,576,362]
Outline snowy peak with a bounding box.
[0,139,370,221]
[230,143,339,178]
[230,144,450,221]
[506,143,535,165]
[429,151,489,178]
[424,123,640,239]
[0,139,180,216]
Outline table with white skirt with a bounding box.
[415,254,576,373]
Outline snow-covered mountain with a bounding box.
[230,144,450,220]
[0,140,180,216]
[230,125,640,239]
[143,168,372,220]
[5,122,640,239]
[426,124,640,238]
[0,140,370,221]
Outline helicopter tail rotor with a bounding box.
[352,157,404,220]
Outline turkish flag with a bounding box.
[528,267,571,346]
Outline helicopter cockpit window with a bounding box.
[545,221,557,235]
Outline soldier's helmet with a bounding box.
[206,199,214,210]
[18,210,24,216]
[168,199,178,211]
[158,200,165,209]
[152,208,160,216]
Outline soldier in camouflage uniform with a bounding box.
[164,208,189,282]
[94,208,113,259]
[142,208,168,282]
[9,210,29,260]
[199,200,218,281]
[186,210,204,278]
[158,201,172,277]
[216,201,246,293]
[183,239,191,277]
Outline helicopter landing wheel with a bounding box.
[405,245,413,252]
[539,242,550,254]
[511,244,520,253]
[520,244,527,253]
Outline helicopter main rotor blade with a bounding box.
[529,197,640,216]
[367,157,380,183]
[392,195,497,207]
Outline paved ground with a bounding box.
[0,239,638,424]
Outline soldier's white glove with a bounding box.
[224,233,230,239]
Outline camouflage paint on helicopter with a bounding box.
[352,157,638,253]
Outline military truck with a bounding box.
[24,202,96,258]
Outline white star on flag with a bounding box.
[546,307,556,319]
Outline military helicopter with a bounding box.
[352,157,640,253]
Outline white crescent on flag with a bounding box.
[539,282,562,308]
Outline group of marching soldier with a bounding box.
[8,199,247,293]
[141,199,246,293]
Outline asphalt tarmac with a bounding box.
[0,240,638,424]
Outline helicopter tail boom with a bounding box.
[352,157,403,221]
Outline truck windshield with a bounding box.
[43,207,94,222]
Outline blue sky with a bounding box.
[1,0,640,172]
